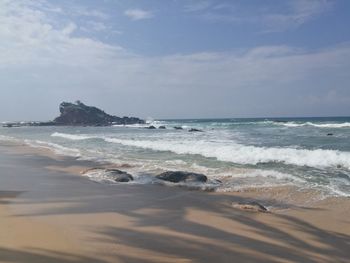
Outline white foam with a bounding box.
[165,159,187,165]
[308,122,350,128]
[51,132,93,140]
[113,124,151,128]
[24,139,81,157]
[82,169,158,185]
[49,132,350,169]
[0,135,19,142]
[276,121,350,128]
[223,169,305,182]
[103,137,350,169]
[82,169,119,184]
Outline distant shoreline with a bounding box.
[3,115,350,124]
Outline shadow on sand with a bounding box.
[1,147,350,262]
[0,248,108,263]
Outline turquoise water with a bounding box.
[1,117,350,197]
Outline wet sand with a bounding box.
[0,142,349,263]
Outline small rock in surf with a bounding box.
[82,168,133,182]
[232,201,269,213]
[189,128,203,132]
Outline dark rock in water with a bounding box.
[53,100,144,126]
[32,121,57,126]
[156,171,207,183]
[174,126,183,130]
[327,133,333,136]
[189,128,203,132]
[158,126,166,129]
[105,169,134,182]
[82,168,133,182]
[146,125,156,129]
[232,201,268,213]
[114,174,133,182]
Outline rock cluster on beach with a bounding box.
[83,168,209,185]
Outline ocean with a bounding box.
[1,117,350,198]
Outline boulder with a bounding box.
[174,126,183,130]
[189,128,203,132]
[147,125,156,129]
[327,133,333,136]
[82,168,133,182]
[105,169,134,182]
[158,126,166,129]
[156,171,207,183]
[232,201,268,213]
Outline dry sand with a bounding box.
[0,142,349,263]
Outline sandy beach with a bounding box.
[0,141,349,263]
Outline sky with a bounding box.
[0,0,350,121]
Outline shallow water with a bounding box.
[1,117,350,197]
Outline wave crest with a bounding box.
[50,133,350,169]
[105,138,350,169]
[275,121,350,128]
[51,132,93,140]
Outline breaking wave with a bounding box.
[51,132,350,169]
[275,121,350,128]
[51,132,93,140]
[24,139,81,157]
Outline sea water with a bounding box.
[1,117,350,197]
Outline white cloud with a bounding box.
[124,9,153,21]
[62,22,77,35]
[185,0,333,32]
[0,0,349,119]
[82,21,107,32]
[184,0,212,12]
[262,0,333,32]
[73,9,109,20]
[0,0,123,67]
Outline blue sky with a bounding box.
[0,0,349,120]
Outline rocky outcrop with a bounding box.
[53,101,144,126]
[156,171,207,183]
[174,126,183,130]
[158,126,166,129]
